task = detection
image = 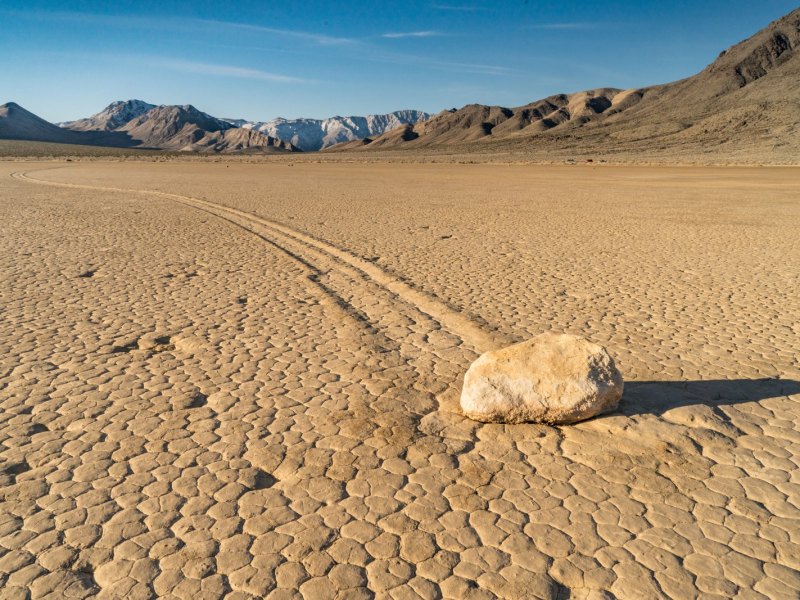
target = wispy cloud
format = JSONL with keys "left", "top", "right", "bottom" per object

{"left": 431, "top": 4, "right": 484, "bottom": 11}
{"left": 158, "top": 59, "right": 310, "bottom": 83}
{"left": 382, "top": 31, "right": 443, "bottom": 39}
{"left": 357, "top": 49, "right": 514, "bottom": 76}
{"left": 196, "top": 19, "right": 356, "bottom": 46}
{"left": 529, "top": 22, "right": 603, "bottom": 30}
{"left": 6, "top": 9, "right": 161, "bottom": 29}
{"left": 8, "top": 8, "right": 512, "bottom": 79}
{"left": 5, "top": 10, "right": 356, "bottom": 46}
{"left": 432, "top": 60, "right": 512, "bottom": 76}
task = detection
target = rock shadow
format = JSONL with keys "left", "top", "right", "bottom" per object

{"left": 620, "top": 378, "right": 800, "bottom": 417}
{"left": 252, "top": 469, "right": 277, "bottom": 490}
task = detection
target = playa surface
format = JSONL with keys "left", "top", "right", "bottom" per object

{"left": 1, "top": 161, "right": 799, "bottom": 599}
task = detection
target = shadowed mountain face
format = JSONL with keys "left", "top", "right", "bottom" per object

{"left": 0, "top": 102, "right": 92, "bottom": 144}
{"left": 330, "top": 8, "right": 800, "bottom": 158}
{"left": 0, "top": 102, "right": 137, "bottom": 148}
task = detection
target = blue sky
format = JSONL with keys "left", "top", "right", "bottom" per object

{"left": 2, "top": 1, "right": 797, "bottom": 122}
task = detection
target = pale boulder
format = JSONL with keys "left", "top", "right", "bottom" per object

{"left": 461, "top": 332, "right": 623, "bottom": 424}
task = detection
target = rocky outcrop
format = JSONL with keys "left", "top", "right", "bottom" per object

{"left": 460, "top": 332, "right": 624, "bottom": 425}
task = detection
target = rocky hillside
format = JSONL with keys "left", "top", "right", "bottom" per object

{"left": 6, "top": 7, "right": 798, "bottom": 160}
{"left": 179, "top": 126, "right": 297, "bottom": 153}
{"left": 332, "top": 7, "right": 800, "bottom": 160}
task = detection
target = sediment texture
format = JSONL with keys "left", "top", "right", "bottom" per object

{"left": 1, "top": 162, "right": 798, "bottom": 599}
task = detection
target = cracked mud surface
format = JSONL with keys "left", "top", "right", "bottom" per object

{"left": 1, "top": 162, "right": 799, "bottom": 599}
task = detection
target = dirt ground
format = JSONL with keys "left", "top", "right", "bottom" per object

{"left": 1, "top": 161, "right": 799, "bottom": 599}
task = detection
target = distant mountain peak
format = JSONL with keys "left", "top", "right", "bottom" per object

{"left": 107, "top": 99, "right": 152, "bottom": 108}
{"left": 60, "top": 99, "right": 156, "bottom": 132}
{"left": 227, "top": 110, "right": 432, "bottom": 151}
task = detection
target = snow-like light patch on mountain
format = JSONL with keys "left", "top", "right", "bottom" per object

{"left": 222, "top": 110, "right": 431, "bottom": 151}
{"left": 59, "top": 99, "right": 157, "bottom": 131}
{"left": 57, "top": 99, "right": 431, "bottom": 152}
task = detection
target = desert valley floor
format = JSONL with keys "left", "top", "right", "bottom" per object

{"left": 1, "top": 161, "right": 799, "bottom": 600}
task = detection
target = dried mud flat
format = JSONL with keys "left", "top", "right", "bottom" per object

{"left": 1, "top": 161, "right": 799, "bottom": 600}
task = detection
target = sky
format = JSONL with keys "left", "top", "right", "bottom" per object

{"left": 2, "top": 1, "right": 797, "bottom": 122}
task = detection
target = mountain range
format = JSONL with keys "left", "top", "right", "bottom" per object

{"left": 56, "top": 102, "right": 430, "bottom": 152}
{"left": 329, "top": 7, "right": 799, "bottom": 159}
{"left": 222, "top": 111, "right": 431, "bottom": 151}
{"left": 0, "top": 99, "right": 429, "bottom": 153}
{"left": 1, "top": 7, "right": 798, "bottom": 159}
{"left": 1, "top": 101, "right": 298, "bottom": 153}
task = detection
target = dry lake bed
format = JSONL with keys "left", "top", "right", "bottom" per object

{"left": 1, "top": 161, "right": 799, "bottom": 599}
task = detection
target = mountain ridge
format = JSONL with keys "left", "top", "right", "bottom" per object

{"left": 332, "top": 7, "right": 799, "bottom": 158}
{"left": 59, "top": 100, "right": 156, "bottom": 132}
{"left": 224, "top": 110, "right": 431, "bottom": 151}
{"left": 53, "top": 102, "right": 429, "bottom": 152}
{"left": 1, "top": 101, "right": 298, "bottom": 153}
{"left": 3, "top": 7, "right": 799, "bottom": 160}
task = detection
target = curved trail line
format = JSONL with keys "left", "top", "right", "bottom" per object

{"left": 13, "top": 168, "right": 507, "bottom": 354}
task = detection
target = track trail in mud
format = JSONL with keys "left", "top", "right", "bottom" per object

{"left": 13, "top": 168, "right": 507, "bottom": 356}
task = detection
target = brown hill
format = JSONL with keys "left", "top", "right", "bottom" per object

{"left": 322, "top": 88, "right": 640, "bottom": 151}
{"left": 117, "top": 104, "right": 233, "bottom": 148}
{"left": 181, "top": 127, "right": 298, "bottom": 153}
{"left": 330, "top": 8, "right": 800, "bottom": 160}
